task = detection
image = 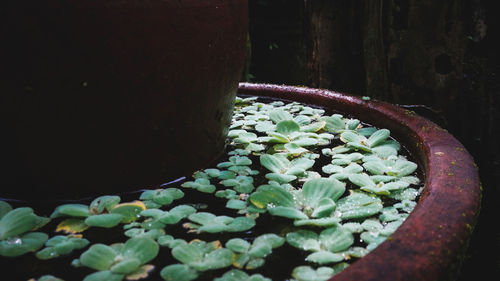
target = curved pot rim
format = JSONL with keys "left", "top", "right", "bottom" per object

{"left": 238, "top": 82, "right": 481, "bottom": 281}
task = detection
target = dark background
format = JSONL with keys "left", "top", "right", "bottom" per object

{"left": 245, "top": 0, "right": 499, "bottom": 280}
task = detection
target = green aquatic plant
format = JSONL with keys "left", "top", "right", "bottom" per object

{"left": 214, "top": 269, "right": 271, "bottom": 281}
{"left": 362, "top": 155, "right": 419, "bottom": 180}
{"left": 137, "top": 205, "right": 197, "bottom": 230}
{"left": 259, "top": 153, "right": 315, "bottom": 183}
{"left": 249, "top": 178, "right": 345, "bottom": 227}
{"left": 139, "top": 188, "right": 185, "bottom": 209}
{"left": 0, "top": 201, "right": 50, "bottom": 257}
{"left": 335, "top": 191, "right": 384, "bottom": 220}
{"left": 29, "top": 275, "right": 64, "bottom": 281}
{"left": 348, "top": 173, "right": 410, "bottom": 195}
{"left": 161, "top": 240, "right": 234, "bottom": 281}
{"left": 36, "top": 234, "right": 89, "bottom": 260}
{"left": 73, "top": 237, "right": 159, "bottom": 281}
{"left": 181, "top": 178, "right": 217, "bottom": 193}
{"left": 220, "top": 175, "right": 255, "bottom": 194}
{"left": 50, "top": 196, "right": 145, "bottom": 233}
{"left": 323, "top": 163, "right": 364, "bottom": 180}
{"left": 226, "top": 233, "right": 285, "bottom": 270}
{"left": 340, "top": 129, "right": 400, "bottom": 158}
{"left": 291, "top": 266, "right": 335, "bottom": 281}
{"left": 321, "top": 114, "right": 360, "bottom": 133}
{"left": 183, "top": 212, "right": 256, "bottom": 234}
{"left": 286, "top": 226, "right": 354, "bottom": 264}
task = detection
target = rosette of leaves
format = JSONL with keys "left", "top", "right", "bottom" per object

{"left": 160, "top": 240, "right": 234, "bottom": 281}
{"left": 258, "top": 120, "right": 326, "bottom": 150}
{"left": 139, "top": 188, "right": 184, "bottom": 209}
{"left": 50, "top": 196, "right": 146, "bottom": 233}
{"left": 0, "top": 201, "right": 50, "bottom": 257}
{"left": 322, "top": 163, "right": 364, "bottom": 180}
{"left": 335, "top": 191, "right": 384, "bottom": 220}
{"left": 321, "top": 114, "right": 361, "bottom": 134}
{"left": 249, "top": 178, "right": 345, "bottom": 227}
{"left": 328, "top": 152, "right": 364, "bottom": 166}
{"left": 214, "top": 269, "right": 271, "bottom": 281}
{"left": 195, "top": 168, "right": 240, "bottom": 181}
{"left": 225, "top": 233, "right": 285, "bottom": 270}
{"left": 291, "top": 264, "right": 349, "bottom": 281}
{"left": 321, "top": 145, "right": 352, "bottom": 157}
{"left": 348, "top": 173, "right": 410, "bottom": 195}
{"left": 217, "top": 155, "right": 253, "bottom": 174}
{"left": 340, "top": 129, "right": 400, "bottom": 158}
{"left": 137, "top": 205, "right": 197, "bottom": 230}
{"left": 355, "top": 218, "right": 404, "bottom": 251}
{"left": 124, "top": 227, "right": 166, "bottom": 242}
{"left": 362, "top": 155, "right": 419, "bottom": 181}
{"left": 36, "top": 234, "right": 89, "bottom": 260}
{"left": 228, "top": 130, "right": 265, "bottom": 152}
{"left": 286, "top": 226, "right": 354, "bottom": 265}
{"left": 74, "top": 237, "right": 159, "bottom": 281}
{"left": 183, "top": 212, "right": 256, "bottom": 233}
{"left": 181, "top": 178, "right": 216, "bottom": 193}
{"left": 220, "top": 175, "right": 255, "bottom": 194}
{"left": 215, "top": 189, "right": 265, "bottom": 216}
{"left": 259, "top": 153, "right": 315, "bottom": 183}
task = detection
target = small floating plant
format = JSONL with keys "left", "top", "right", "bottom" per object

{"left": 1, "top": 95, "right": 423, "bottom": 281}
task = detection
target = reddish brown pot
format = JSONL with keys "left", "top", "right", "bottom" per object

{"left": 0, "top": 0, "right": 248, "bottom": 199}
{"left": 238, "top": 83, "right": 481, "bottom": 281}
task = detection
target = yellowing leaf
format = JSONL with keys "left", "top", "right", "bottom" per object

{"left": 56, "top": 218, "right": 89, "bottom": 234}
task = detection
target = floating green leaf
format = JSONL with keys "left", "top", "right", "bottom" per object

{"left": 0, "top": 232, "right": 49, "bottom": 257}
{"left": 84, "top": 214, "right": 124, "bottom": 228}
{"left": 89, "top": 196, "right": 121, "bottom": 214}
{"left": 0, "top": 207, "right": 50, "bottom": 240}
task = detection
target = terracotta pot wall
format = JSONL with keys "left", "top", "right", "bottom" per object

{"left": 0, "top": 0, "right": 248, "bottom": 199}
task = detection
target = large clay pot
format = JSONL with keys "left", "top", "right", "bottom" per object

{"left": 238, "top": 83, "right": 481, "bottom": 281}
{"left": 0, "top": 0, "right": 248, "bottom": 199}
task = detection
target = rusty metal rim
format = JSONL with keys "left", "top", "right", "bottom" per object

{"left": 238, "top": 82, "right": 481, "bottom": 281}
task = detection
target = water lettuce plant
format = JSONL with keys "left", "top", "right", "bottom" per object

{"left": 226, "top": 233, "right": 285, "bottom": 270}
{"left": 183, "top": 212, "right": 256, "bottom": 233}
{"left": 36, "top": 234, "right": 89, "bottom": 260}
{"left": 249, "top": 178, "right": 345, "bottom": 226}
{"left": 139, "top": 188, "right": 185, "bottom": 209}
{"left": 214, "top": 269, "right": 271, "bottom": 281}
{"left": 50, "top": 196, "right": 146, "bottom": 233}
{"left": 0, "top": 201, "right": 50, "bottom": 257}
{"left": 259, "top": 153, "right": 315, "bottom": 183}
{"left": 161, "top": 240, "right": 234, "bottom": 281}
{"left": 73, "top": 237, "right": 159, "bottom": 281}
